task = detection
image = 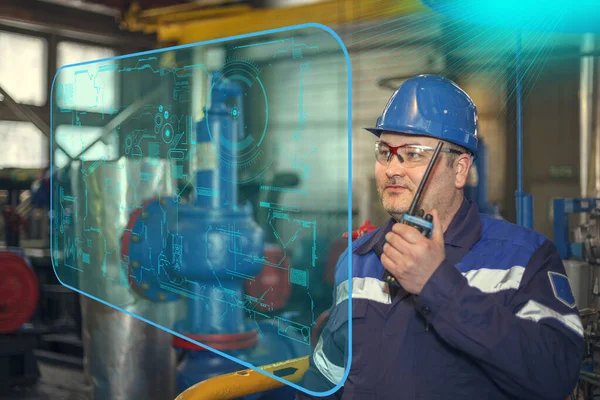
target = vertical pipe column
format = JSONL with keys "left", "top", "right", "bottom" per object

{"left": 190, "top": 46, "right": 206, "bottom": 205}
{"left": 580, "top": 33, "right": 594, "bottom": 205}
{"left": 595, "top": 54, "right": 600, "bottom": 198}
{"left": 580, "top": 28, "right": 595, "bottom": 298}
{"left": 204, "top": 83, "right": 239, "bottom": 209}
{"left": 516, "top": 32, "right": 523, "bottom": 200}
{"left": 514, "top": 30, "right": 533, "bottom": 229}
{"left": 216, "top": 85, "right": 239, "bottom": 208}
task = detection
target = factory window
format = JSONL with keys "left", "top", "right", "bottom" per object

{"left": 53, "top": 125, "right": 119, "bottom": 169}
{"left": 0, "top": 122, "right": 48, "bottom": 168}
{"left": 56, "top": 41, "right": 119, "bottom": 112}
{"left": 0, "top": 31, "right": 47, "bottom": 106}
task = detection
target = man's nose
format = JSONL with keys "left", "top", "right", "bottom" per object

{"left": 385, "top": 155, "right": 407, "bottom": 177}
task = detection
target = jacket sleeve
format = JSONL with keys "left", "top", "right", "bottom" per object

{"left": 294, "top": 251, "right": 349, "bottom": 400}
{"left": 414, "top": 239, "right": 584, "bottom": 400}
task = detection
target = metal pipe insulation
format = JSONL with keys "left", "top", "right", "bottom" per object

{"left": 580, "top": 34, "right": 594, "bottom": 203}
{"left": 595, "top": 52, "right": 600, "bottom": 198}
{"left": 72, "top": 158, "right": 182, "bottom": 400}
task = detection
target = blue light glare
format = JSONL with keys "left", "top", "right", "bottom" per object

{"left": 422, "top": 0, "right": 600, "bottom": 33}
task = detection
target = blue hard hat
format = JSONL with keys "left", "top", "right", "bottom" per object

{"left": 365, "top": 75, "right": 479, "bottom": 156}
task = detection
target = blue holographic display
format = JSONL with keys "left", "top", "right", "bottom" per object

{"left": 50, "top": 24, "right": 352, "bottom": 395}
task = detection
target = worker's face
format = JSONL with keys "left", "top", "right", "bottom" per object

{"left": 375, "top": 132, "right": 471, "bottom": 221}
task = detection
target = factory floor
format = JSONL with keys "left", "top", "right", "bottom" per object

{"left": 0, "top": 361, "right": 89, "bottom": 400}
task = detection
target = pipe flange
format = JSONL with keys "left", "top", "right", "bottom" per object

{"left": 172, "top": 330, "right": 259, "bottom": 351}
{"left": 121, "top": 197, "right": 179, "bottom": 302}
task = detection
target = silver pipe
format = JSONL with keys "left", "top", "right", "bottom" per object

{"left": 595, "top": 54, "right": 600, "bottom": 198}
{"left": 72, "top": 158, "right": 183, "bottom": 400}
{"left": 580, "top": 34, "right": 594, "bottom": 202}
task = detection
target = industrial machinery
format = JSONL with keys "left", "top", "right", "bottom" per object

{"left": 118, "top": 78, "right": 308, "bottom": 398}
{"left": 0, "top": 167, "right": 84, "bottom": 390}
{"left": 0, "top": 172, "right": 40, "bottom": 388}
{"left": 554, "top": 198, "right": 600, "bottom": 270}
{"left": 553, "top": 198, "right": 600, "bottom": 396}
{"left": 0, "top": 247, "right": 40, "bottom": 388}
{"left": 554, "top": 198, "right": 600, "bottom": 313}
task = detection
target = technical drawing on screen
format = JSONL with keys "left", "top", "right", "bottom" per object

{"left": 49, "top": 23, "right": 352, "bottom": 395}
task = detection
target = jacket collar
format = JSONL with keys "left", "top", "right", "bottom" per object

{"left": 354, "top": 198, "right": 482, "bottom": 257}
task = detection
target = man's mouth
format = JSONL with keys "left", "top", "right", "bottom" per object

{"left": 385, "top": 185, "right": 408, "bottom": 192}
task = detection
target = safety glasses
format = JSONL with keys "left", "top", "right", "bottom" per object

{"left": 374, "top": 141, "right": 463, "bottom": 168}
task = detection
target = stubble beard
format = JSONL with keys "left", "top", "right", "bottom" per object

{"left": 378, "top": 187, "right": 411, "bottom": 221}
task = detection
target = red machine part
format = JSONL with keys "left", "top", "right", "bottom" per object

{"left": 244, "top": 244, "right": 292, "bottom": 312}
{"left": 0, "top": 250, "right": 39, "bottom": 333}
{"left": 342, "top": 220, "right": 377, "bottom": 240}
{"left": 324, "top": 220, "right": 379, "bottom": 284}
{"left": 172, "top": 330, "right": 258, "bottom": 351}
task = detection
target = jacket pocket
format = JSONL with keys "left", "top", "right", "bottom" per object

{"left": 328, "top": 300, "right": 381, "bottom": 388}
{"left": 413, "top": 326, "right": 471, "bottom": 393}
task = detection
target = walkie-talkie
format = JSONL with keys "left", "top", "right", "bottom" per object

{"left": 382, "top": 141, "right": 445, "bottom": 288}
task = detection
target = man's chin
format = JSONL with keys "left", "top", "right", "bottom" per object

{"left": 382, "top": 203, "right": 408, "bottom": 217}
{"left": 382, "top": 197, "right": 409, "bottom": 212}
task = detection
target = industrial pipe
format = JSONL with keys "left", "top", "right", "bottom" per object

{"left": 514, "top": 30, "right": 534, "bottom": 229}
{"left": 580, "top": 34, "right": 594, "bottom": 208}
{"left": 594, "top": 53, "right": 600, "bottom": 198}
{"left": 121, "top": 0, "right": 425, "bottom": 45}
{"left": 175, "top": 356, "right": 309, "bottom": 400}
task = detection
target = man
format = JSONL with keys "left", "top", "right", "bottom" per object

{"left": 296, "top": 75, "right": 584, "bottom": 399}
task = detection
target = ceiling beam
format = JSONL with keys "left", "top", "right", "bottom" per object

{"left": 121, "top": 0, "right": 427, "bottom": 45}
{"left": 0, "top": 0, "right": 156, "bottom": 49}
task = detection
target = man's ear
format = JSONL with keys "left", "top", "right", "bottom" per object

{"left": 454, "top": 154, "right": 472, "bottom": 189}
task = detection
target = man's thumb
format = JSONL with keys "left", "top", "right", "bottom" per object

{"left": 430, "top": 209, "right": 443, "bottom": 243}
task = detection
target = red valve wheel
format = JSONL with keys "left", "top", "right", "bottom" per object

{"left": 0, "top": 250, "right": 39, "bottom": 333}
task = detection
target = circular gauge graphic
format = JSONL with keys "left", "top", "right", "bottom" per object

{"left": 205, "top": 58, "right": 272, "bottom": 184}
{"left": 162, "top": 123, "right": 174, "bottom": 144}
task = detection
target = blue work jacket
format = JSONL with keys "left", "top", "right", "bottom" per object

{"left": 296, "top": 199, "right": 584, "bottom": 400}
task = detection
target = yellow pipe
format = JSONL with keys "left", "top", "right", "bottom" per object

{"left": 123, "top": 0, "right": 426, "bottom": 45}
{"left": 154, "top": 6, "right": 252, "bottom": 24}
{"left": 136, "top": 0, "right": 245, "bottom": 19}
{"left": 174, "top": 0, "right": 425, "bottom": 44}
{"left": 121, "top": 2, "right": 252, "bottom": 36}
{"left": 175, "top": 356, "right": 309, "bottom": 400}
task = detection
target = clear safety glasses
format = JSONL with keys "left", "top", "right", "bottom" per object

{"left": 374, "top": 141, "right": 463, "bottom": 168}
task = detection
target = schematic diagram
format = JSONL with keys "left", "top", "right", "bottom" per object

{"left": 50, "top": 24, "right": 351, "bottom": 391}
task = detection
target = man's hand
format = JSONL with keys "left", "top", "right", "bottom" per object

{"left": 381, "top": 210, "right": 446, "bottom": 295}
